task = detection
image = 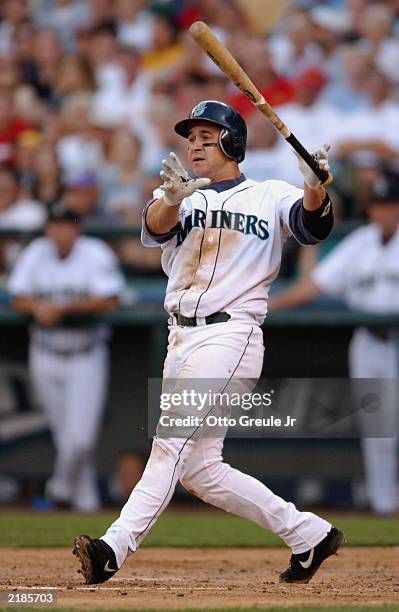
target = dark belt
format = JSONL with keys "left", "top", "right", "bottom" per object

{"left": 174, "top": 312, "right": 231, "bottom": 327}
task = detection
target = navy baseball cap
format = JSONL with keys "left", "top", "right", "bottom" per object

{"left": 370, "top": 171, "right": 399, "bottom": 204}
{"left": 47, "top": 201, "right": 82, "bottom": 224}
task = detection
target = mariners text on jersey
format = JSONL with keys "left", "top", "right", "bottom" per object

{"left": 142, "top": 175, "right": 333, "bottom": 325}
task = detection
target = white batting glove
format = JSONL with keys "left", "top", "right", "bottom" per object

{"left": 296, "top": 144, "right": 331, "bottom": 189}
{"left": 159, "top": 152, "right": 211, "bottom": 207}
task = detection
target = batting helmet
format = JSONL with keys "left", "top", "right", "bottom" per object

{"left": 174, "top": 100, "right": 247, "bottom": 163}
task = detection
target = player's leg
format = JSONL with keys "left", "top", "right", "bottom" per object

{"left": 178, "top": 324, "right": 331, "bottom": 554}
{"left": 100, "top": 328, "right": 195, "bottom": 567}
{"left": 350, "top": 329, "right": 399, "bottom": 514}
{"left": 180, "top": 435, "right": 331, "bottom": 553}
{"left": 78, "top": 324, "right": 258, "bottom": 577}
{"left": 29, "top": 347, "right": 71, "bottom": 503}
{"left": 65, "top": 345, "right": 109, "bottom": 512}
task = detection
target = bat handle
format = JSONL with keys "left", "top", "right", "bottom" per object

{"left": 286, "top": 134, "right": 333, "bottom": 187}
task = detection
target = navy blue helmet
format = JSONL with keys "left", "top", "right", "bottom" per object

{"left": 174, "top": 100, "right": 247, "bottom": 163}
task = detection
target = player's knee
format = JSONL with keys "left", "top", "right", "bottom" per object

{"left": 180, "top": 458, "right": 224, "bottom": 496}
{"left": 149, "top": 437, "right": 182, "bottom": 465}
{"left": 180, "top": 473, "right": 201, "bottom": 497}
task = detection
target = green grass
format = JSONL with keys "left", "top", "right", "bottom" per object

{"left": 0, "top": 511, "right": 398, "bottom": 548}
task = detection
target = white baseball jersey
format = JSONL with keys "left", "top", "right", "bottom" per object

{"left": 313, "top": 223, "right": 399, "bottom": 312}
{"left": 8, "top": 236, "right": 124, "bottom": 351}
{"left": 142, "top": 177, "right": 306, "bottom": 325}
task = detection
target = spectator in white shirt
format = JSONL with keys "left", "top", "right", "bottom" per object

{"left": 335, "top": 70, "right": 399, "bottom": 211}
{"left": 0, "top": 164, "right": 46, "bottom": 272}
{"left": 0, "top": 165, "right": 45, "bottom": 231}
{"left": 269, "top": 13, "right": 322, "bottom": 78}
{"left": 278, "top": 67, "right": 342, "bottom": 153}
{"left": 356, "top": 5, "right": 399, "bottom": 84}
{"left": 241, "top": 114, "right": 300, "bottom": 187}
{"left": 114, "top": 0, "right": 154, "bottom": 53}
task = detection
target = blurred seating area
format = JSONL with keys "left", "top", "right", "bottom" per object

{"left": 0, "top": 0, "right": 398, "bottom": 286}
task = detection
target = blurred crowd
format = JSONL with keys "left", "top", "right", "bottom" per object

{"left": 0, "top": 0, "right": 399, "bottom": 275}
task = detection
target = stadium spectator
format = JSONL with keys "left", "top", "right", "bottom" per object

{"left": 336, "top": 72, "right": 399, "bottom": 166}
{"left": 141, "top": 13, "right": 183, "bottom": 79}
{"left": 114, "top": 0, "right": 155, "bottom": 52}
{"left": 335, "top": 70, "right": 399, "bottom": 212}
{"left": 53, "top": 54, "right": 96, "bottom": 106}
{"left": 197, "top": 0, "right": 244, "bottom": 41}
{"left": 56, "top": 93, "right": 104, "bottom": 180}
{"left": 27, "top": 29, "right": 64, "bottom": 104}
{"left": 228, "top": 36, "right": 294, "bottom": 117}
{"left": 0, "top": 165, "right": 45, "bottom": 231}
{"left": 0, "top": 90, "right": 34, "bottom": 165}
{"left": 88, "top": 22, "right": 125, "bottom": 90}
{"left": 356, "top": 4, "right": 399, "bottom": 83}
{"left": 14, "top": 129, "right": 43, "bottom": 197}
{"left": 269, "top": 13, "right": 321, "bottom": 77}
{"left": 0, "top": 53, "right": 21, "bottom": 92}
{"left": 241, "top": 113, "right": 300, "bottom": 186}
{"left": 0, "top": 164, "right": 45, "bottom": 273}
{"left": 85, "top": 0, "right": 116, "bottom": 31}
{"left": 62, "top": 170, "right": 99, "bottom": 217}
{"left": 308, "top": 6, "right": 349, "bottom": 85}
{"left": 99, "top": 129, "right": 144, "bottom": 224}
{"left": 31, "top": 144, "right": 63, "bottom": 207}
{"left": 278, "top": 67, "right": 340, "bottom": 153}
{"left": 12, "top": 18, "right": 36, "bottom": 81}
{"left": 0, "top": 0, "right": 29, "bottom": 55}
{"left": 34, "top": 0, "right": 89, "bottom": 53}
{"left": 320, "top": 46, "right": 372, "bottom": 111}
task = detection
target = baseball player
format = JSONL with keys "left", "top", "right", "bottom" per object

{"left": 8, "top": 203, "right": 124, "bottom": 512}
{"left": 269, "top": 170, "right": 399, "bottom": 515}
{"left": 74, "top": 100, "right": 344, "bottom": 582}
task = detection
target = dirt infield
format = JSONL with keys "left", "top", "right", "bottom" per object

{"left": 2, "top": 547, "right": 398, "bottom": 609}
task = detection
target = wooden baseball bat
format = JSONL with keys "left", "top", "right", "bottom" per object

{"left": 189, "top": 21, "right": 333, "bottom": 186}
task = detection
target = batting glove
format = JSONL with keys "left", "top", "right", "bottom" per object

{"left": 296, "top": 144, "right": 331, "bottom": 189}
{"left": 159, "top": 152, "right": 211, "bottom": 207}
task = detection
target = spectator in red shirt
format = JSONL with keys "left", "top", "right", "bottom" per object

{"left": 0, "top": 90, "right": 33, "bottom": 165}
{"left": 228, "top": 36, "right": 294, "bottom": 118}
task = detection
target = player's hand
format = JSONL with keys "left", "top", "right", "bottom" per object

{"left": 33, "top": 301, "right": 64, "bottom": 327}
{"left": 296, "top": 144, "right": 331, "bottom": 189}
{"left": 159, "top": 152, "right": 211, "bottom": 207}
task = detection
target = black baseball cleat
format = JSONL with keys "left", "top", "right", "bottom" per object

{"left": 279, "top": 527, "right": 345, "bottom": 584}
{"left": 73, "top": 534, "right": 118, "bottom": 584}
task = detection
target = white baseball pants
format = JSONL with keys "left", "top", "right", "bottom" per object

{"left": 349, "top": 328, "right": 399, "bottom": 514}
{"left": 30, "top": 344, "right": 108, "bottom": 512}
{"left": 102, "top": 322, "right": 331, "bottom": 568}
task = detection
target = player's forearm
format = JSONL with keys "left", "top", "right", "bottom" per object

{"left": 268, "top": 277, "right": 321, "bottom": 312}
{"left": 302, "top": 184, "right": 327, "bottom": 211}
{"left": 61, "top": 296, "right": 119, "bottom": 317}
{"left": 146, "top": 198, "right": 180, "bottom": 235}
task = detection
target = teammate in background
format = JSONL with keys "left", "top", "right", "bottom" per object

{"left": 269, "top": 170, "right": 399, "bottom": 516}
{"left": 8, "top": 203, "right": 124, "bottom": 512}
{"left": 74, "top": 100, "right": 344, "bottom": 583}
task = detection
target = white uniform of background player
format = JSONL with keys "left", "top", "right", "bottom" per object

{"left": 270, "top": 170, "right": 399, "bottom": 514}
{"left": 8, "top": 204, "right": 124, "bottom": 512}
{"left": 74, "top": 101, "right": 344, "bottom": 585}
